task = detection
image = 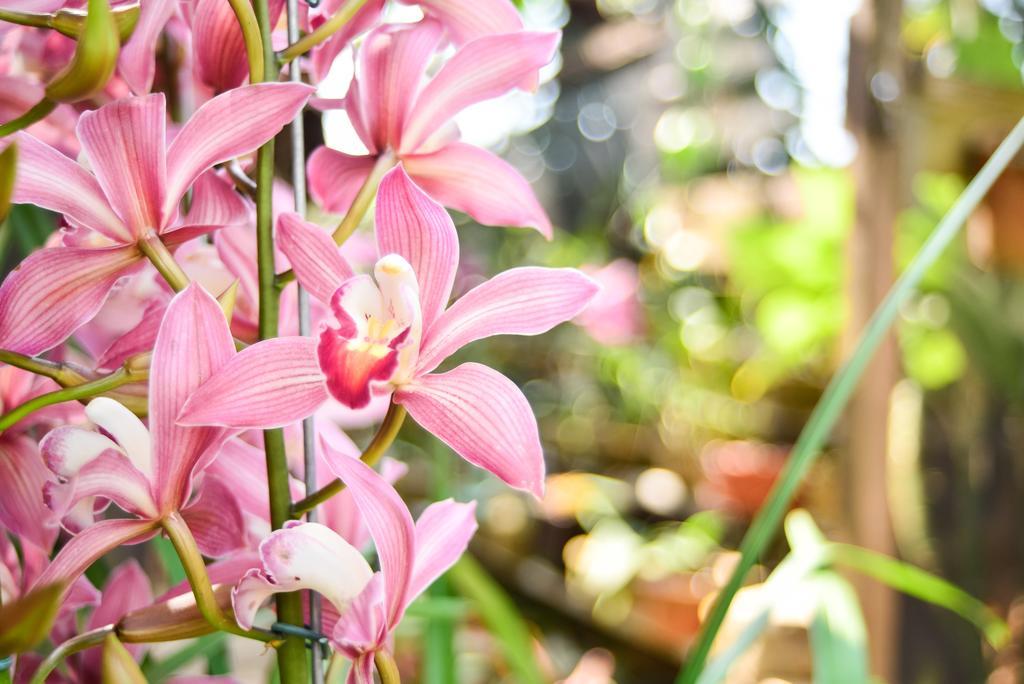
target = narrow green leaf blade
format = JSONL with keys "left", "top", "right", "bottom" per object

{"left": 807, "top": 571, "right": 868, "bottom": 684}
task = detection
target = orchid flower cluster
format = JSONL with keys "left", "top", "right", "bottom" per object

{"left": 0, "top": 0, "right": 599, "bottom": 681}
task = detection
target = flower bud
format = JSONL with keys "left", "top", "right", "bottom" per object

{"left": 0, "top": 583, "right": 64, "bottom": 657}
{"left": 45, "top": 0, "right": 120, "bottom": 103}
{"left": 116, "top": 585, "right": 230, "bottom": 643}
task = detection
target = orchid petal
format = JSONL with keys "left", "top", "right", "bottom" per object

{"left": 404, "top": 143, "right": 552, "bottom": 236}
{"left": 164, "top": 83, "right": 314, "bottom": 217}
{"left": 12, "top": 133, "right": 129, "bottom": 243}
{"left": 80, "top": 561, "right": 152, "bottom": 677}
{"left": 41, "top": 426, "right": 158, "bottom": 519}
{"left": 179, "top": 337, "right": 328, "bottom": 429}
{"left": 117, "top": 0, "right": 176, "bottom": 94}
{"left": 150, "top": 284, "right": 235, "bottom": 512}
{"left": 409, "top": 499, "right": 477, "bottom": 600}
{"left": 400, "top": 31, "right": 560, "bottom": 153}
{"left": 321, "top": 457, "right": 407, "bottom": 552}
{"left": 319, "top": 442, "right": 416, "bottom": 627}
{"left": 77, "top": 94, "right": 167, "bottom": 239}
{"left": 417, "top": 267, "right": 598, "bottom": 373}
{"left": 306, "top": 148, "right": 376, "bottom": 215}
{"left": 331, "top": 573, "right": 387, "bottom": 658}
{"left": 376, "top": 166, "right": 458, "bottom": 330}
{"left": 232, "top": 523, "right": 372, "bottom": 629}
{"left": 0, "top": 435, "right": 58, "bottom": 551}
{"left": 33, "top": 518, "right": 158, "bottom": 594}
{"left": 85, "top": 397, "right": 152, "bottom": 479}
{"left": 192, "top": 0, "right": 250, "bottom": 91}
{"left": 358, "top": 21, "right": 443, "bottom": 150}
{"left": 181, "top": 478, "right": 246, "bottom": 557}
{"left": 0, "top": 245, "right": 141, "bottom": 356}
{"left": 308, "top": 0, "right": 386, "bottom": 83}
{"left": 396, "top": 363, "right": 544, "bottom": 497}
{"left": 95, "top": 302, "right": 164, "bottom": 370}
{"left": 277, "top": 213, "right": 354, "bottom": 304}
{"left": 175, "top": 171, "right": 250, "bottom": 231}
{"left": 404, "top": 0, "right": 523, "bottom": 45}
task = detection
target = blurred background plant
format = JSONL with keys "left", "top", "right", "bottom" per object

{"left": 7, "top": 0, "right": 1024, "bottom": 681}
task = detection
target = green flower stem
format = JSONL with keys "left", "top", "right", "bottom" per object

{"left": 0, "top": 365, "right": 148, "bottom": 433}
{"left": 138, "top": 233, "right": 190, "bottom": 292}
{"left": 0, "top": 349, "right": 87, "bottom": 385}
{"left": 0, "top": 99, "right": 56, "bottom": 138}
{"left": 227, "top": 0, "right": 263, "bottom": 83}
{"left": 29, "top": 625, "right": 114, "bottom": 684}
{"left": 275, "top": 150, "right": 396, "bottom": 290}
{"left": 677, "top": 114, "right": 1024, "bottom": 683}
{"left": 160, "top": 513, "right": 274, "bottom": 642}
{"left": 277, "top": 0, "right": 369, "bottom": 65}
{"left": 374, "top": 651, "right": 401, "bottom": 684}
{"left": 249, "top": 0, "right": 308, "bottom": 677}
{"left": 291, "top": 402, "right": 407, "bottom": 517}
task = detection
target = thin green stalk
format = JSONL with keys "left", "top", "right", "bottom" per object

{"left": 0, "top": 366, "right": 146, "bottom": 433}
{"left": 226, "top": 0, "right": 263, "bottom": 83}
{"left": 374, "top": 650, "right": 401, "bottom": 684}
{"left": 677, "top": 115, "right": 1024, "bottom": 682}
{"left": 138, "top": 233, "right": 190, "bottom": 292}
{"left": 277, "top": 0, "right": 369, "bottom": 64}
{"left": 275, "top": 150, "right": 397, "bottom": 289}
{"left": 160, "top": 513, "right": 273, "bottom": 642}
{"left": 0, "top": 349, "right": 86, "bottom": 385}
{"left": 0, "top": 99, "right": 56, "bottom": 138}
{"left": 29, "top": 625, "right": 113, "bottom": 684}
{"left": 291, "top": 402, "right": 407, "bottom": 516}
{"left": 250, "top": 0, "right": 307, "bottom": 676}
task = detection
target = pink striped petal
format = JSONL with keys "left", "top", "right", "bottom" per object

{"left": 164, "top": 83, "right": 314, "bottom": 217}
{"left": 277, "top": 212, "right": 353, "bottom": 304}
{"left": 357, "top": 21, "right": 443, "bottom": 150}
{"left": 32, "top": 518, "right": 158, "bottom": 595}
{"left": 149, "top": 285, "right": 235, "bottom": 512}
{"left": 77, "top": 94, "right": 167, "bottom": 239}
{"left": 306, "top": 147, "right": 376, "bottom": 215}
{"left": 179, "top": 337, "right": 328, "bottom": 429}
{"left": 417, "top": 267, "right": 598, "bottom": 373}
{"left": 173, "top": 171, "right": 250, "bottom": 232}
{"left": 405, "top": 143, "right": 552, "bottom": 236}
{"left": 0, "top": 245, "right": 141, "bottom": 356}
{"left": 181, "top": 478, "right": 246, "bottom": 557}
{"left": 408, "top": 499, "right": 476, "bottom": 600}
{"left": 400, "top": 31, "right": 559, "bottom": 153}
{"left": 95, "top": 302, "right": 164, "bottom": 370}
{"left": 321, "top": 457, "right": 407, "bottom": 552}
{"left": 40, "top": 426, "right": 158, "bottom": 519}
{"left": 192, "top": 0, "right": 250, "bottom": 91}
{"left": 376, "top": 166, "right": 457, "bottom": 330}
{"left": 403, "top": 0, "right": 523, "bottom": 45}
{"left": 0, "top": 435, "right": 58, "bottom": 551}
{"left": 396, "top": 363, "right": 544, "bottom": 497}
{"left": 12, "top": 133, "right": 129, "bottom": 243}
{"left": 117, "top": 0, "right": 177, "bottom": 94}
{"left": 308, "top": 0, "right": 386, "bottom": 84}
{"left": 319, "top": 441, "right": 415, "bottom": 628}
{"left": 232, "top": 523, "right": 372, "bottom": 629}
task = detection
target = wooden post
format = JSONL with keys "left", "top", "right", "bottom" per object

{"left": 845, "top": 0, "right": 903, "bottom": 678}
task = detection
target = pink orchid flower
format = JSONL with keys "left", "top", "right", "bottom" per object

{"left": 180, "top": 167, "right": 598, "bottom": 496}
{"left": 577, "top": 259, "right": 645, "bottom": 346}
{"left": 0, "top": 365, "right": 80, "bottom": 552}
{"left": 0, "top": 82, "right": 312, "bottom": 356}
{"left": 232, "top": 446, "right": 477, "bottom": 684}
{"left": 308, "top": 19, "right": 559, "bottom": 236}
{"left": 30, "top": 284, "right": 247, "bottom": 594}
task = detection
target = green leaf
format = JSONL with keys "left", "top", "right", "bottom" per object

{"left": 422, "top": 576, "right": 457, "bottom": 684}
{"left": 448, "top": 555, "right": 545, "bottom": 684}
{"left": 832, "top": 543, "right": 1010, "bottom": 649}
{"left": 0, "top": 583, "right": 64, "bottom": 657}
{"left": 807, "top": 572, "right": 868, "bottom": 684}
